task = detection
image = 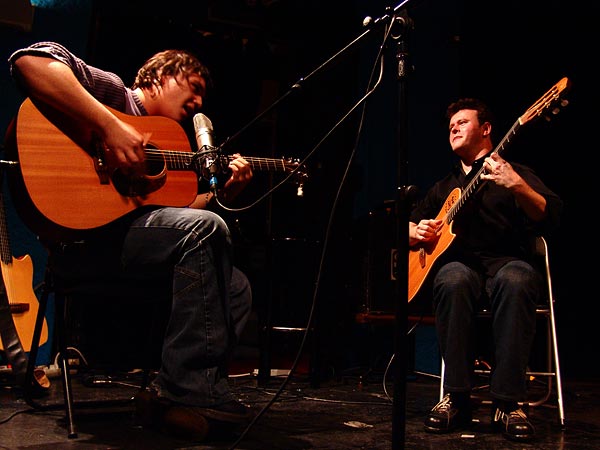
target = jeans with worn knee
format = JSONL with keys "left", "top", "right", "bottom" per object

{"left": 433, "top": 260, "right": 540, "bottom": 402}
{"left": 122, "top": 207, "right": 252, "bottom": 407}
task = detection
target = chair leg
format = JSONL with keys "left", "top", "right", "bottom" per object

{"left": 525, "top": 309, "right": 565, "bottom": 428}
{"left": 526, "top": 313, "right": 553, "bottom": 408}
{"left": 548, "top": 301, "right": 566, "bottom": 428}
{"left": 439, "top": 359, "right": 445, "bottom": 401}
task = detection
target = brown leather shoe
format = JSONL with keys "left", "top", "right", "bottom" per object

{"left": 161, "top": 405, "right": 210, "bottom": 441}
{"left": 134, "top": 388, "right": 251, "bottom": 441}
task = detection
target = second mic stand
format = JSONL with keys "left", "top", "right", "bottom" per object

{"left": 390, "top": 10, "right": 415, "bottom": 450}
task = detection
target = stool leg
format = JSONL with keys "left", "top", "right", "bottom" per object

{"left": 548, "top": 302, "right": 565, "bottom": 428}
{"left": 54, "top": 290, "right": 78, "bottom": 438}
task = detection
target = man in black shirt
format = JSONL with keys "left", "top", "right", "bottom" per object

{"left": 409, "top": 98, "right": 562, "bottom": 442}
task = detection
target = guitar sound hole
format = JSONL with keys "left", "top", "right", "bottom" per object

{"left": 111, "top": 144, "right": 167, "bottom": 197}
{"left": 144, "top": 144, "right": 165, "bottom": 176}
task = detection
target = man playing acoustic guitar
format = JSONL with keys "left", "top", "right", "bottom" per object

{"left": 9, "top": 41, "right": 254, "bottom": 442}
{"left": 408, "top": 98, "right": 562, "bottom": 442}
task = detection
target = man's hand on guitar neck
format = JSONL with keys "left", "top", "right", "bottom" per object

{"left": 221, "top": 153, "right": 253, "bottom": 200}
{"left": 188, "top": 154, "right": 253, "bottom": 209}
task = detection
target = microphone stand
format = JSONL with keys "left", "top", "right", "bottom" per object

{"left": 218, "top": 4, "right": 415, "bottom": 448}
{"left": 390, "top": 10, "right": 413, "bottom": 449}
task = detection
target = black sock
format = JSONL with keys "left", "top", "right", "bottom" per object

{"left": 449, "top": 392, "right": 470, "bottom": 408}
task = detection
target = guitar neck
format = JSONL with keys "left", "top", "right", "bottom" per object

{"left": 446, "top": 118, "right": 521, "bottom": 224}
{"left": 0, "top": 190, "right": 14, "bottom": 266}
{"left": 148, "top": 149, "right": 299, "bottom": 174}
{"left": 238, "top": 156, "right": 297, "bottom": 173}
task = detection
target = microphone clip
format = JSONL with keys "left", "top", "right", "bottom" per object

{"left": 191, "top": 146, "right": 228, "bottom": 185}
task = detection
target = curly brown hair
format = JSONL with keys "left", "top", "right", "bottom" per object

{"left": 132, "top": 49, "right": 213, "bottom": 92}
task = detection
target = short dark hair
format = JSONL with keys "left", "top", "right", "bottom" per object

{"left": 132, "top": 49, "right": 213, "bottom": 91}
{"left": 446, "top": 98, "right": 495, "bottom": 127}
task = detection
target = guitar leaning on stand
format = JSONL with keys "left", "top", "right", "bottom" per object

{"left": 0, "top": 160, "right": 49, "bottom": 390}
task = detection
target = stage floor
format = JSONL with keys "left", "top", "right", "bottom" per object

{"left": 1, "top": 355, "right": 599, "bottom": 450}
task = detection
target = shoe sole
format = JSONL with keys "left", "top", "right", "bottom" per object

{"left": 423, "top": 421, "right": 471, "bottom": 434}
{"left": 200, "top": 407, "right": 253, "bottom": 424}
{"left": 492, "top": 420, "right": 535, "bottom": 442}
{"left": 424, "top": 413, "right": 472, "bottom": 434}
{"left": 503, "top": 431, "right": 535, "bottom": 442}
{"left": 424, "top": 425, "right": 456, "bottom": 434}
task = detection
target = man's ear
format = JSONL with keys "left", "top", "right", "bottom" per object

{"left": 482, "top": 122, "right": 492, "bottom": 137}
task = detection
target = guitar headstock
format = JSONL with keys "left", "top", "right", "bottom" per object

{"left": 282, "top": 157, "right": 309, "bottom": 196}
{"left": 282, "top": 157, "right": 308, "bottom": 178}
{"left": 519, "top": 77, "right": 571, "bottom": 126}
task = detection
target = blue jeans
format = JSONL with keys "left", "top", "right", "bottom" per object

{"left": 53, "top": 207, "right": 252, "bottom": 407}
{"left": 433, "top": 260, "right": 540, "bottom": 402}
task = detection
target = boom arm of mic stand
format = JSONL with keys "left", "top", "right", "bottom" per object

{"left": 218, "top": 6, "right": 399, "bottom": 152}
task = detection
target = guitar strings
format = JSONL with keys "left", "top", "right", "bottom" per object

{"left": 142, "top": 149, "right": 300, "bottom": 171}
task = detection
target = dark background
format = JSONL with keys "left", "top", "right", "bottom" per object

{"left": 0, "top": 1, "right": 596, "bottom": 377}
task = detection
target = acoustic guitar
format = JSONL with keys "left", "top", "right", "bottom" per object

{"left": 0, "top": 185, "right": 48, "bottom": 352}
{"left": 4, "top": 98, "right": 307, "bottom": 242}
{"left": 407, "top": 77, "right": 571, "bottom": 303}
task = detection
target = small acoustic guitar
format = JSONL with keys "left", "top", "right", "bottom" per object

{"left": 0, "top": 185, "right": 48, "bottom": 352}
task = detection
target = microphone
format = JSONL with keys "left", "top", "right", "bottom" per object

{"left": 192, "top": 113, "right": 221, "bottom": 192}
{"left": 193, "top": 113, "right": 215, "bottom": 152}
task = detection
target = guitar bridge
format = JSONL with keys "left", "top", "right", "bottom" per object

{"left": 94, "top": 157, "right": 110, "bottom": 184}
{"left": 91, "top": 134, "right": 110, "bottom": 184}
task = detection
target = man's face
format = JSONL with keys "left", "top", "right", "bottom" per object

{"left": 155, "top": 72, "right": 207, "bottom": 122}
{"left": 448, "top": 108, "right": 488, "bottom": 157}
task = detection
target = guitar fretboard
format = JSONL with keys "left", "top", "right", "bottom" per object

{"left": 143, "top": 149, "right": 298, "bottom": 173}
{"left": 0, "top": 189, "right": 14, "bottom": 266}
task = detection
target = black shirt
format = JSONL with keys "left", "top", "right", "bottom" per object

{"left": 409, "top": 153, "right": 563, "bottom": 277}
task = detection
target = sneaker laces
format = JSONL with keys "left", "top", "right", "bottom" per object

{"left": 495, "top": 407, "right": 528, "bottom": 424}
{"left": 432, "top": 394, "right": 452, "bottom": 413}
